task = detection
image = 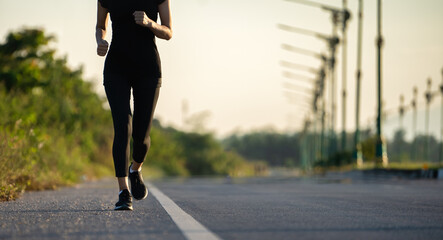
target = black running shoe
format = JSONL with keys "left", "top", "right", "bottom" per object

{"left": 129, "top": 163, "right": 148, "bottom": 200}
{"left": 114, "top": 189, "right": 133, "bottom": 211}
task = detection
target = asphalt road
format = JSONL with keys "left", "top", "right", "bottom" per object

{"left": 1, "top": 171, "right": 443, "bottom": 240}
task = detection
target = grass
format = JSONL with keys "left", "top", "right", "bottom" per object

{"left": 311, "top": 161, "right": 443, "bottom": 176}
{"left": 381, "top": 162, "right": 442, "bottom": 170}
{"left": 356, "top": 161, "right": 443, "bottom": 170}
{"left": 0, "top": 126, "right": 113, "bottom": 202}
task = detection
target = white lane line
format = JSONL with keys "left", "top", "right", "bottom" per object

{"left": 146, "top": 181, "right": 221, "bottom": 240}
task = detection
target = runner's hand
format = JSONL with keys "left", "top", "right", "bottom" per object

{"left": 97, "top": 39, "right": 109, "bottom": 56}
{"left": 133, "top": 11, "right": 152, "bottom": 27}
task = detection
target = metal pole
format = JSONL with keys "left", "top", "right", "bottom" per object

{"left": 425, "top": 78, "right": 432, "bottom": 162}
{"left": 312, "top": 112, "right": 318, "bottom": 166}
{"left": 440, "top": 68, "right": 443, "bottom": 166}
{"left": 329, "top": 13, "right": 340, "bottom": 160}
{"left": 399, "top": 95, "right": 404, "bottom": 130}
{"left": 341, "top": 0, "right": 349, "bottom": 152}
{"left": 319, "top": 66, "right": 327, "bottom": 161}
{"left": 354, "top": 0, "right": 363, "bottom": 166}
{"left": 280, "top": 43, "right": 326, "bottom": 60}
{"left": 412, "top": 87, "right": 418, "bottom": 162}
{"left": 280, "top": 61, "right": 318, "bottom": 75}
{"left": 283, "top": 71, "right": 317, "bottom": 83}
{"left": 278, "top": 24, "right": 331, "bottom": 40}
{"left": 320, "top": 71, "right": 327, "bottom": 161}
{"left": 375, "top": 0, "right": 388, "bottom": 167}
{"left": 321, "top": 101, "right": 326, "bottom": 161}
{"left": 304, "top": 123, "right": 308, "bottom": 170}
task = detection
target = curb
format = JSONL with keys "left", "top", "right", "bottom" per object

{"left": 363, "top": 168, "right": 443, "bottom": 179}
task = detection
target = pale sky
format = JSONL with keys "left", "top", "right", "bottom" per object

{"left": 0, "top": 0, "right": 442, "bottom": 140}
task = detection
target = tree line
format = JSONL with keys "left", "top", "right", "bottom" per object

{"left": 222, "top": 128, "right": 442, "bottom": 169}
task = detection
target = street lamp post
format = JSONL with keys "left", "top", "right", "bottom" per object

{"left": 399, "top": 95, "right": 405, "bottom": 130}
{"left": 279, "top": 42, "right": 329, "bottom": 162}
{"left": 341, "top": 0, "right": 351, "bottom": 152}
{"left": 283, "top": 0, "right": 350, "bottom": 162}
{"left": 440, "top": 68, "right": 443, "bottom": 166}
{"left": 279, "top": 25, "right": 339, "bottom": 160}
{"left": 354, "top": 0, "right": 364, "bottom": 166}
{"left": 328, "top": 29, "right": 339, "bottom": 159}
{"left": 411, "top": 86, "right": 418, "bottom": 162}
{"left": 281, "top": 60, "right": 326, "bottom": 164}
{"left": 375, "top": 0, "right": 388, "bottom": 167}
{"left": 425, "top": 78, "right": 432, "bottom": 162}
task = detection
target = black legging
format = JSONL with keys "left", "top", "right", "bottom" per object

{"left": 104, "top": 71, "right": 161, "bottom": 177}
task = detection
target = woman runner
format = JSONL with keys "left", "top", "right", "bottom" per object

{"left": 96, "top": 0, "right": 172, "bottom": 210}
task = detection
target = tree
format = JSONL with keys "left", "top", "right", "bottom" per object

{"left": 223, "top": 131, "right": 301, "bottom": 167}
{"left": 0, "top": 28, "right": 56, "bottom": 91}
{"left": 389, "top": 129, "right": 410, "bottom": 162}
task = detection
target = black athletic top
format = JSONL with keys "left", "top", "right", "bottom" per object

{"left": 99, "top": 0, "right": 166, "bottom": 78}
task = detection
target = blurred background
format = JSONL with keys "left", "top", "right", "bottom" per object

{"left": 0, "top": 0, "right": 442, "bottom": 200}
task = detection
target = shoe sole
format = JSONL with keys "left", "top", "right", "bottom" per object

{"left": 114, "top": 205, "right": 133, "bottom": 211}
{"left": 133, "top": 188, "right": 148, "bottom": 201}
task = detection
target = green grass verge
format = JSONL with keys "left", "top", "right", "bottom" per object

{"left": 0, "top": 126, "right": 114, "bottom": 201}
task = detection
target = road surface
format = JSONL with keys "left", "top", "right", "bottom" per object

{"left": 1, "top": 171, "right": 443, "bottom": 239}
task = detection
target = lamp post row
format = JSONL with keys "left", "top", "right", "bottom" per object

{"left": 396, "top": 70, "right": 443, "bottom": 165}
{"left": 281, "top": 0, "right": 443, "bottom": 168}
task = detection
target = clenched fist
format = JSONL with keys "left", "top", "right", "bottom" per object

{"left": 97, "top": 39, "right": 109, "bottom": 56}
{"left": 133, "top": 11, "right": 153, "bottom": 27}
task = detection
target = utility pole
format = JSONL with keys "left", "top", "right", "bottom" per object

{"left": 354, "top": 0, "right": 363, "bottom": 166}
{"left": 375, "top": 0, "right": 388, "bottom": 167}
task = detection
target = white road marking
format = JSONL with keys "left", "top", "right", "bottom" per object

{"left": 146, "top": 181, "right": 221, "bottom": 240}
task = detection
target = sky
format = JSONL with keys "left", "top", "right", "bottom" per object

{"left": 0, "top": 0, "right": 442, "bottom": 140}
